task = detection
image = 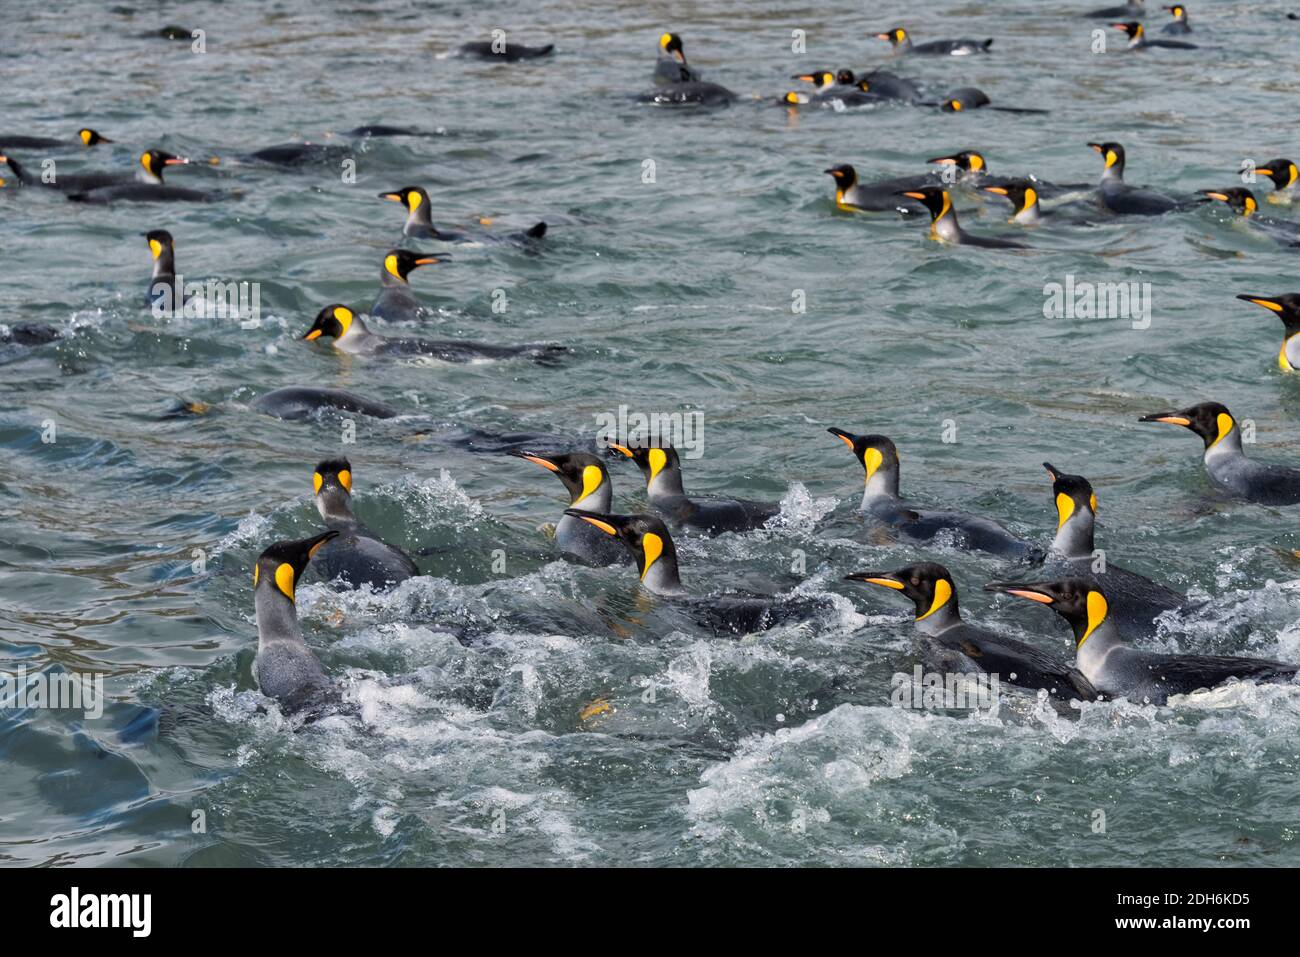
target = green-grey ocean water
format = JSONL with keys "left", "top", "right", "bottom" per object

{"left": 2, "top": 0, "right": 1300, "bottom": 866}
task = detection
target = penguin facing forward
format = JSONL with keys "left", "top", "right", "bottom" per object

{"left": 509, "top": 450, "right": 627, "bottom": 565}
{"left": 310, "top": 458, "right": 418, "bottom": 591}
{"left": 1161, "top": 4, "right": 1193, "bottom": 34}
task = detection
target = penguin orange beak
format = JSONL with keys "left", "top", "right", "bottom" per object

{"left": 1200, "top": 191, "right": 1230, "bottom": 203}
{"left": 983, "top": 186, "right": 1009, "bottom": 195}
{"left": 379, "top": 192, "right": 404, "bottom": 202}
{"left": 1138, "top": 412, "right": 1192, "bottom": 426}
{"left": 413, "top": 257, "right": 439, "bottom": 266}
{"left": 606, "top": 443, "right": 634, "bottom": 458}
{"left": 1087, "top": 143, "right": 1104, "bottom": 153}
{"left": 874, "top": 32, "right": 892, "bottom": 40}
{"left": 509, "top": 450, "right": 561, "bottom": 473}
{"left": 984, "top": 581, "right": 1056, "bottom": 604}
{"left": 823, "top": 168, "right": 844, "bottom": 178}
{"left": 303, "top": 329, "right": 322, "bottom": 340}
{"left": 844, "top": 571, "right": 905, "bottom": 590}
{"left": 926, "top": 156, "right": 958, "bottom": 166}
{"left": 1236, "top": 295, "right": 1284, "bottom": 313}
{"left": 900, "top": 191, "right": 928, "bottom": 200}
{"left": 827, "top": 427, "right": 858, "bottom": 451}
{"left": 563, "top": 509, "right": 621, "bottom": 536}
{"left": 163, "top": 156, "right": 190, "bottom": 166}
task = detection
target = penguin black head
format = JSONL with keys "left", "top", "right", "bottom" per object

{"left": 983, "top": 180, "right": 1039, "bottom": 216}
{"left": 845, "top": 562, "right": 958, "bottom": 623}
{"left": 792, "top": 70, "right": 838, "bottom": 90}
{"left": 827, "top": 428, "right": 901, "bottom": 489}
{"left": 941, "top": 89, "right": 990, "bottom": 113}
{"left": 835, "top": 69, "right": 856, "bottom": 86}
{"left": 1200, "top": 187, "right": 1258, "bottom": 216}
{"left": 1236, "top": 293, "right": 1300, "bottom": 335}
{"left": 510, "top": 450, "right": 610, "bottom": 507}
{"left": 606, "top": 443, "right": 680, "bottom": 490}
{"left": 79, "top": 128, "right": 111, "bottom": 146}
{"left": 383, "top": 248, "right": 442, "bottom": 283}
{"left": 985, "top": 578, "right": 1110, "bottom": 647}
{"left": 563, "top": 509, "right": 679, "bottom": 588}
{"left": 378, "top": 185, "right": 429, "bottom": 215}
{"left": 1044, "top": 462, "right": 1098, "bottom": 528}
{"left": 1138, "top": 401, "right": 1237, "bottom": 449}
{"left": 254, "top": 530, "right": 339, "bottom": 603}
{"left": 1163, "top": 4, "right": 1188, "bottom": 21}
{"left": 876, "top": 27, "right": 909, "bottom": 48}
{"left": 144, "top": 229, "right": 175, "bottom": 262}
{"left": 896, "top": 186, "right": 950, "bottom": 220}
{"left": 659, "top": 32, "right": 686, "bottom": 62}
{"left": 927, "top": 151, "right": 987, "bottom": 174}
{"left": 1088, "top": 142, "right": 1126, "bottom": 176}
{"left": 303, "top": 304, "right": 356, "bottom": 342}
{"left": 313, "top": 458, "right": 353, "bottom": 521}
{"left": 1255, "top": 159, "right": 1298, "bottom": 192}
{"left": 141, "top": 149, "right": 189, "bottom": 180}
{"left": 824, "top": 164, "right": 858, "bottom": 189}
{"left": 1110, "top": 21, "right": 1145, "bottom": 41}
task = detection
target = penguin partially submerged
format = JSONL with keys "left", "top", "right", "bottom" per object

{"left": 876, "top": 27, "right": 992, "bottom": 56}
{"left": 982, "top": 180, "right": 1049, "bottom": 225}
{"left": 303, "top": 303, "right": 567, "bottom": 365}
{"left": 1110, "top": 20, "right": 1197, "bottom": 50}
{"left": 251, "top": 530, "right": 348, "bottom": 721}
{"left": 606, "top": 444, "right": 780, "bottom": 535}
{"left": 1161, "top": 4, "right": 1193, "bottom": 34}
{"left": 509, "top": 450, "right": 627, "bottom": 566}
{"left": 377, "top": 186, "right": 546, "bottom": 244}
{"left": 846, "top": 563, "right": 1097, "bottom": 700}
{"left": 655, "top": 33, "right": 700, "bottom": 84}
{"left": 458, "top": 39, "right": 555, "bottom": 61}
{"left": 1083, "top": 0, "right": 1145, "bottom": 18}
{"left": 143, "top": 229, "right": 187, "bottom": 313}
{"left": 244, "top": 142, "right": 353, "bottom": 167}
{"left": 1253, "top": 158, "right": 1298, "bottom": 203}
{"left": 310, "top": 458, "right": 418, "bottom": 591}
{"left": 370, "top": 249, "right": 444, "bottom": 322}
{"left": 1199, "top": 187, "right": 1300, "bottom": 247}
{"left": 1235, "top": 293, "right": 1300, "bottom": 372}
{"left": 1139, "top": 402, "right": 1300, "bottom": 505}
{"left": 824, "top": 164, "right": 932, "bottom": 214}
{"left": 828, "top": 427, "right": 1040, "bottom": 560}
{"left": 0, "top": 127, "right": 110, "bottom": 150}
{"left": 67, "top": 149, "right": 215, "bottom": 203}
{"left": 897, "top": 186, "right": 1030, "bottom": 248}
{"left": 1088, "top": 142, "right": 1180, "bottom": 215}
{"left": 986, "top": 579, "right": 1297, "bottom": 705}
{"left": 249, "top": 387, "right": 400, "bottom": 421}
{"left": 938, "top": 87, "right": 1049, "bottom": 114}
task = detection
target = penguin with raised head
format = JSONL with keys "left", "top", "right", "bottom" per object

{"left": 143, "top": 229, "right": 186, "bottom": 313}
{"left": 1253, "top": 158, "right": 1298, "bottom": 203}
{"left": 846, "top": 563, "right": 1097, "bottom": 700}
{"left": 371, "top": 249, "right": 444, "bottom": 322}
{"left": 606, "top": 444, "right": 780, "bottom": 535}
{"left": 655, "top": 33, "right": 700, "bottom": 84}
{"left": 876, "top": 27, "right": 992, "bottom": 56}
{"left": 378, "top": 186, "right": 546, "bottom": 243}
{"left": 251, "top": 530, "right": 347, "bottom": 720}
{"left": 985, "top": 579, "right": 1297, "bottom": 705}
{"left": 897, "top": 186, "right": 1030, "bottom": 248}
{"left": 828, "top": 428, "right": 1039, "bottom": 560}
{"left": 1236, "top": 293, "right": 1300, "bottom": 372}
{"left": 1110, "top": 20, "right": 1197, "bottom": 49}
{"left": 310, "top": 459, "right": 418, "bottom": 591}
{"left": 1139, "top": 402, "right": 1300, "bottom": 505}
{"left": 509, "top": 450, "right": 627, "bottom": 565}
{"left": 68, "top": 149, "right": 213, "bottom": 203}
{"left": 1161, "top": 4, "right": 1193, "bottom": 33}
{"left": 303, "top": 304, "right": 566, "bottom": 365}
{"left": 638, "top": 35, "right": 736, "bottom": 105}
{"left": 1088, "top": 142, "right": 1180, "bottom": 215}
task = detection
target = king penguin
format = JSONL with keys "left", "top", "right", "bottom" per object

{"left": 378, "top": 186, "right": 546, "bottom": 243}
{"left": 1088, "top": 142, "right": 1180, "bottom": 215}
{"left": 310, "top": 458, "right": 418, "bottom": 591}
{"left": 1236, "top": 293, "right": 1300, "bottom": 372}
{"left": 509, "top": 450, "right": 627, "bottom": 565}
{"left": 897, "top": 186, "right": 1030, "bottom": 248}
{"left": 371, "top": 249, "right": 444, "bottom": 321}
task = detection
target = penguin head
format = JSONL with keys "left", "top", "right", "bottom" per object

{"left": 312, "top": 458, "right": 354, "bottom": 521}
{"left": 845, "top": 563, "right": 959, "bottom": 623}
{"left": 897, "top": 186, "right": 951, "bottom": 221}
{"left": 140, "top": 149, "right": 189, "bottom": 181}
{"left": 1255, "top": 159, "right": 1298, "bottom": 192}
{"left": 659, "top": 32, "right": 686, "bottom": 62}
{"left": 1088, "top": 142, "right": 1126, "bottom": 176}
{"left": 1236, "top": 293, "right": 1300, "bottom": 337}
{"left": 941, "top": 89, "right": 989, "bottom": 113}
{"left": 983, "top": 180, "right": 1039, "bottom": 217}
{"left": 563, "top": 510, "right": 680, "bottom": 589}
{"left": 792, "top": 70, "right": 837, "bottom": 90}
{"left": 836, "top": 69, "right": 856, "bottom": 86}
{"left": 144, "top": 229, "right": 175, "bottom": 263}
{"left": 303, "top": 304, "right": 356, "bottom": 342}
{"left": 254, "top": 530, "right": 339, "bottom": 603}
{"left": 607, "top": 443, "right": 681, "bottom": 492}
{"left": 928, "top": 151, "right": 987, "bottom": 174}
{"left": 828, "top": 428, "right": 901, "bottom": 492}
{"left": 1139, "top": 401, "right": 1237, "bottom": 450}
{"left": 783, "top": 91, "right": 813, "bottom": 105}
{"left": 383, "top": 248, "right": 442, "bottom": 283}
{"left": 1163, "top": 4, "right": 1187, "bottom": 20}
{"left": 1200, "top": 188, "right": 1258, "bottom": 216}
{"left": 1044, "top": 462, "right": 1097, "bottom": 555}
{"left": 511, "top": 450, "right": 610, "bottom": 507}
{"left": 378, "top": 186, "right": 430, "bottom": 215}
{"left": 876, "top": 27, "right": 909, "bottom": 48}
{"left": 824, "top": 164, "right": 858, "bottom": 189}
{"left": 985, "top": 578, "right": 1110, "bottom": 648}
{"left": 1110, "top": 21, "right": 1144, "bottom": 41}
{"left": 78, "top": 128, "right": 111, "bottom": 146}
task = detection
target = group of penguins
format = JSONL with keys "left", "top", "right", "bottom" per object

{"left": 6, "top": 4, "right": 1300, "bottom": 725}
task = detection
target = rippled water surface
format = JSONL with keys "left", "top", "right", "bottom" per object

{"left": 3, "top": 0, "right": 1300, "bottom": 866}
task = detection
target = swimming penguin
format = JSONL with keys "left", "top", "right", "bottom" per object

{"left": 639, "top": 78, "right": 737, "bottom": 106}
{"left": 1199, "top": 187, "right": 1300, "bottom": 246}
{"left": 458, "top": 39, "right": 555, "bottom": 61}
{"left": 1253, "top": 158, "right": 1298, "bottom": 202}
{"left": 1139, "top": 402, "right": 1300, "bottom": 505}
{"left": 846, "top": 563, "right": 1097, "bottom": 700}
{"left": 606, "top": 444, "right": 780, "bottom": 535}
{"left": 310, "top": 458, "right": 418, "bottom": 591}
{"left": 250, "top": 386, "right": 400, "bottom": 421}
{"left": 302, "top": 303, "right": 567, "bottom": 365}
{"left": 655, "top": 33, "right": 701, "bottom": 84}
{"left": 377, "top": 186, "right": 546, "bottom": 243}
{"left": 509, "top": 450, "right": 627, "bottom": 566}
{"left": 828, "top": 427, "right": 1039, "bottom": 559}
{"left": 1161, "top": 4, "right": 1193, "bottom": 33}
{"left": 564, "top": 510, "right": 825, "bottom": 636}
{"left": 251, "top": 530, "right": 347, "bottom": 720}
{"left": 245, "top": 142, "right": 353, "bottom": 167}
{"left": 1110, "top": 20, "right": 1197, "bottom": 49}
{"left": 2, "top": 148, "right": 185, "bottom": 194}
{"left": 876, "top": 27, "right": 992, "bottom": 56}
{"left": 982, "top": 180, "right": 1047, "bottom": 224}
{"left": 897, "top": 186, "right": 1030, "bottom": 248}
{"left": 1236, "top": 293, "right": 1300, "bottom": 371}
{"left": 1088, "top": 142, "right": 1180, "bottom": 215}
{"left": 68, "top": 150, "right": 213, "bottom": 203}
{"left": 1084, "top": 0, "right": 1145, "bottom": 17}
{"left": 346, "top": 125, "right": 442, "bottom": 140}
{"left": 824, "top": 164, "right": 930, "bottom": 213}
{"left": 0, "top": 128, "right": 110, "bottom": 150}
{"left": 784, "top": 70, "right": 886, "bottom": 108}
{"left": 371, "top": 249, "right": 444, "bottom": 322}
{"left": 143, "top": 229, "right": 186, "bottom": 313}
{"left": 939, "top": 88, "right": 1049, "bottom": 114}
{"left": 1036, "top": 462, "right": 1188, "bottom": 639}
{"left": 853, "top": 69, "right": 924, "bottom": 102}
{"left": 985, "top": 578, "right": 1297, "bottom": 705}
{"left": 0, "top": 323, "right": 61, "bottom": 348}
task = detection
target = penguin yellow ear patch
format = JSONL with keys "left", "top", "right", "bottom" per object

{"left": 148, "top": 239, "right": 163, "bottom": 260}
{"left": 407, "top": 190, "right": 423, "bottom": 212}
{"left": 917, "top": 579, "right": 953, "bottom": 621}
{"left": 338, "top": 469, "right": 352, "bottom": 492}
{"left": 1105, "top": 150, "right": 1118, "bottom": 169}
{"left": 313, "top": 471, "right": 324, "bottom": 494}
{"left": 274, "top": 562, "right": 296, "bottom": 600}
{"left": 1211, "top": 413, "right": 1235, "bottom": 447}
{"left": 574, "top": 464, "right": 603, "bottom": 504}
{"left": 1055, "top": 492, "right": 1076, "bottom": 529}
{"left": 647, "top": 447, "right": 668, "bottom": 480}
{"left": 384, "top": 254, "right": 401, "bottom": 279}
{"left": 333, "top": 306, "right": 353, "bottom": 322}
{"left": 640, "top": 532, "right": 664, "bottom": 581}
{"left": 1089, "top": 493, "right": 1098, "bottom": 513}
{"left": 1080, "top": 591, "right": 1109, "bottom": 645}
{"left": 253, "top": 564, "right": 260, "bottom": 587}
{"left": 862, "top": 446, "right": 884, "bottom": 480}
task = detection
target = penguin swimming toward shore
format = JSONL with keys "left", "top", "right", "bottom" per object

{"left": 1139, "top": 403, "right": 1300, "bottom": 505}
{"left": 828, "top": 428, "right": 1040, "bottom": 560}
{"left": 510, "top": 450, "right": 627, "bottom": 566}
{"left": 1089, "top": 142, "right": 1180, "bottom": 215}
{"left": 377, "top": 186, "right": 546, "bottom": 244}
{"left": 986, "top": 578, "right": 1297, "bottom": 705}
{"left": 607, "top": 444, "right": 780, "bottom": 535}
{"left": 143, "top": 229, "right": 187, "bottom": 312}
{"left": 1199, "top": 187, "right": 1300, "bottom": 247}
{"left": 876, "top": 27, "right": 992, "bottom": 56}
{"left": 1236, "top": 293, "right": 1300, "bottom": 372}
{"left": 939, "top": 88, "right": 1049, "bottom": 114}
{"left": 303, "top": 303, "right": 567, "bottom": 365}
{"left": 846, "top": 563, "right": 1097, "bottom": 700}
{"left": 310, "top": 458, "right": 418, "bottom": 591}
{"left": 898, "top": 186, "right": 1030, "bottom": 248}
{"left": 0, "top": 128, "right": 110, "bottom": 150}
